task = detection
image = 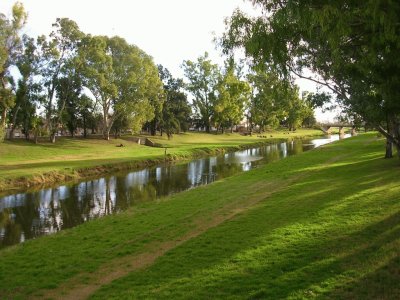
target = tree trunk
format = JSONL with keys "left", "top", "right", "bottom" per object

{"left": 385, "top": 138, "right": 393, "bottom": 159}
{"left": 205, "top": 124, "right": 210, "bottom": 133}
{"left": 9, "top": 127, "right": 15, "bottom": 140}
{"left": 103, "top": 126, "right": 111, "bottom": 140}
{"left": 50, "top": 132, "right": 56, "bottom": 143}
{"left": 150, "top": 120, "right": 157, "bottom": 136}
{"left": 83, "top": 115, "right": 87, "bottom": 138}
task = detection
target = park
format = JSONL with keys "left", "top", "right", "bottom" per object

{"left": 0, "top": 1, "right": 399, "bottom": 299}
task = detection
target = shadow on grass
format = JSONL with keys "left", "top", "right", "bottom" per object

{"left": 329, "top": 254, "right": 400, "bottom": 299}
{"left": 91, "top": 146, "right": 400, "bottom": 299}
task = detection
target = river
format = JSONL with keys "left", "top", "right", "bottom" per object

{"left": 0, "top": 134, "right": 349, "bottom": 248}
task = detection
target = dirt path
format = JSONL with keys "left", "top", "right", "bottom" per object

{"left": 37, "top": 155, "right": 341, "bottom": 300}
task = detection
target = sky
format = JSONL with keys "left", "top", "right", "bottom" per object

{"left": 0, "top": 0, "right": 335, "bottom": 122}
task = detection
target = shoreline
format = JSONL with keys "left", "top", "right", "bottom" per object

{"left": 1, "top": 134, "right": 399, "bottom": 299}
{"left": 0, "top": 133, "right": 325, "bottom": 195}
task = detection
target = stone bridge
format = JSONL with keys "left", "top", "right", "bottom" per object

{"left": 317, "top": 123, "right": 357, "bottom": 135}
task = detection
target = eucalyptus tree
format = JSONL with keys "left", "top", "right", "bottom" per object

{"left": 37, "top": 18, "right": 84, "bottom": 142}
{"left": 10, "top": 35, "right": 43, "bottom": 139}
{"left": 182, "top": 52, "right": 220, "bottom": 133}
{"left": 158, "top": 65, "right": 191, "bottom": 138}
{"left": 76, "top": 95, "right": 95, "bottom": 138}
{"left": 0, "top": 2, "right": 27, "bottom": 135}
{"left": 80, "top": 35, "right": 163, "bottom": 140}
{"left": 247, "top": 71, "right": 289, "bottom": 132}
{"left": 285, "top": 87, "right": 314, "bottom": 131}
{"left": 214, "top": 59, "right": 250, "bottom": 133}
{"left": 222, "top": 0, "right": 400, "bottom": 157}
{"left": 56, "top": 71, "right": 83, "bottom": 137}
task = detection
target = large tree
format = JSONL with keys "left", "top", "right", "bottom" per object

{"left": 158, "top": 65, "right": 191, "bottom": 138}
{"left": 214, "top": 59, "right": 250, "bottom": 133}
{"left": 222, "top": 0, "right": 400, "bottom": 157}
{"left": 37, "top": 18, "right": 84, "bottom": 143}
{"left": 182, "top": 52, "right": 220, "bottom": 133}
{"left": 9, "top": 35, "right": 43, "bottom": 140}
{"left": 80, "top": 35, "right": 163, "bottom": 140}
{"left": 247, "top": 71, "right": 290, "bottom": 132}
{"left": 0, "top": 2, "right": 27, "bottom": 133}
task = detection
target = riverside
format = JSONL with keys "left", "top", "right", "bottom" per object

{"left": 0, "top": 134, "right": 399, "bottom": 299}
{"left": 0, "top": 134, "right": 347, "bottom": 248}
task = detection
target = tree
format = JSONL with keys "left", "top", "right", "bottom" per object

{"left": 158, "top": 65, "right": 191, "bottom": 138}
{"left": 182, "top": 52, "right": 220, "bottom": 133}
{"left": 285, "top": 87, "right": 313, "bottom": 131}
{"left": 10, "top": 35, "right": 43, "bottom": 140}
{"left": 0, "top": 2, "right": 27, "bottom": 131}
{"left": 56, "top": 75, "right": 82, "bottom": 137}
{"left": 37, "top": 18, "right": 84, "bottom": 143}
{"left": 80, "top": 35, "right": 163, "bottom": 140}
{"left": 222, "top": 1, "right": 400, "bottom": 157}
{"left": 247, "top": 71, "right": 290, "bottom": 132}
{"left": 214, "top": 59, "right": 250, "bottom": 133}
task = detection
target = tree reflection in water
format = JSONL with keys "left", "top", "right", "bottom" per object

{"left": 0, "top": 134, "right": 349, "bottom": 248}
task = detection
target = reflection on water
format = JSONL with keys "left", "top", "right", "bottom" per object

{"left": 0, "top": 134, "right": 349, "bottom": 248}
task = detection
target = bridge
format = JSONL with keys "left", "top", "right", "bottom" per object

{"left": 317, "top": 123, "right": 357, "bottom": 135}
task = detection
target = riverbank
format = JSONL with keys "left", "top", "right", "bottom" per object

{"left": 0, "top": 129, "right": 324, "bottom": 193}
{"left": 0, "top": 133, "right": 398, "bottom": 299}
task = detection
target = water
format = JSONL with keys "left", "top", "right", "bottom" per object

{"left": 0, "top": 134, "right": 349, "bottom": 248}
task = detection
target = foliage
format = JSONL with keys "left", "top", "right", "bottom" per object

{"left": 37, "top": 17, "right": 84, "bottom": 142}
{"left": 222, "top": 0, "right": 400, "bottom": 156}
{"left": 182, "top": 52, "right": 220, "bottom": 132}
{"left": 79, "top": 35, "right": 163, "bottom": 140}
{"left": 158, "top": 65, "right": 191, "bottom": 138}
{"left": 0, "top": 2, "right": 27, "bottom": 127}
{"left": 10, "top": 35, "right": 43, "bottom": 139}
{"left": 214, "top": 59, "right": 250, "bottom": 133}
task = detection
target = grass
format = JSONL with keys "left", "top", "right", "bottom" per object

{"left": 0, "top": 129, "right": 323, "bottom": 191}
{"left": 0, "top": 133, "right": 398, "bottom": 299}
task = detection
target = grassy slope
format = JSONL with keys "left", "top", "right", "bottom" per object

{"left": 0, "top": 129, "right": 322, "bottom": 191}
{"left": 0, "top": 133, "right": 399, "bottom": 299}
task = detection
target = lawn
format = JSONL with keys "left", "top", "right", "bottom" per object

{"left": 0, "top": 133, "right": 398, "bottom": 299}
{"left": 0, "top": 129, "right": 323, "bottom": 191}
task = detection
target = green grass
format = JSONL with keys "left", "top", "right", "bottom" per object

{"left": 0, "top": 133, "right": 398, "bottom": 299}
{"left": 0, "top": 129, "right": 323, "bottom": 191}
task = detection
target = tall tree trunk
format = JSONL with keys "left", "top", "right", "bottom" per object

{"left": 9, "top": 104, "right": 21, "bottom": 140}
{"left": 150, "top": 119, "right": 157, "bottom": 136}
{"left": 50, "top": 132, "right": 56, "bottom": 143}
{"left": 377, "top": 124, "right": 400, "bottom": 159}
{"left": 103, "top": 123, "right": 112, "bottom": 141}
{"left": 102, "top": 105, "right": 108, "bottom": 140}
{"left": 83, "top": 115, "right": 87, "bottom": 138}
{"left": 385, "top": 139, "right": 393, "bottom": 159}
{"left": 34, "top": 131, "right": 38, "bottom": 144}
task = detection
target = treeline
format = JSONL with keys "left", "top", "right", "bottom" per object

{"left": 0, "top": 3, "right": 316, "bottom": 143}
{"left": 222, "top": 0, "right": 400, "bottom": 158}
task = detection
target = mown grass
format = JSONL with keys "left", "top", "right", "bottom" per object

{"left": 0, "top": 133, "right": 398, "bottom": 299}
{"left": 0, "top": 129, "right": 323, "bottom": 191}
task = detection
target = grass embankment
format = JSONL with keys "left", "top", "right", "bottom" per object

{"left": 0, "top": 133, "right": 399, "bottom": 299}
{"left": 0, "top": 129, "right": 323, "bottom": 192}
